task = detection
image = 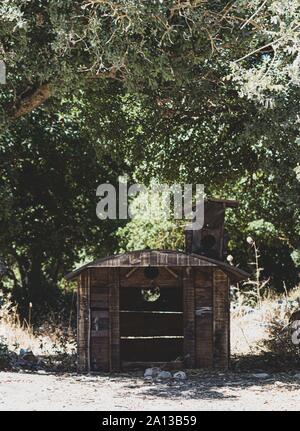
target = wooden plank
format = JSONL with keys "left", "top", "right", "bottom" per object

{"left": 66, "top": 250, "right": 221, "bottom": 281}
{"left": 89, "top": 272, "right": 110, "bottom": 372}
{"left": 164, "top": 266, "right": 179, "bottom": 279}
{"left": 120, "top": 267, "right": 181, "bottom": 288}
{"left": 91, "top": 286, "right": 109, "bottom": 296}
{"left": 120, "top": 286, "right": 182, "bottom": 312}
{"left": 87, "top": 269, "right": 91, "bottom": 372}
{"left": 120, "top": 312, "right": 183, "bottom": 337}
{"left": 77, "top": 270, "right": 90, "bottom": 373}
{"left": 194, "top": 268, "right": 213, "bottom": 288}
{"left": 213, "top": 269, "right": 230, "bottom": 369}
{"left": 183, "top": 267, "right": 195, "bottom": 368}
{"left": 110, "top": 267, "right": 120, "bottom": 371}
{"left": 90, "top": 267, "right": 109, "bottom": 287}
{"left": 195, "top": 279, "right": 213, "bottom": 368}
{"left": 125, "top": 267, "right": 138, "bottom": 278}
{"left": 90, "top": 336, "right": 109, "bottom": 371}
{"left": 91, "top": 309, "right": 109, "bottom": 337}
{"left": 90, "top": 287, "right": 109, "bottom": 308}
{"left": 120, "top": 338, "right": 183, "bottom": 362}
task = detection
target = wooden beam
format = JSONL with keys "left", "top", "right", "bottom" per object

{"left": 164, "top": 266, "right": 179, "bottom": 279}
{"left": 183, "top": 267, "right": 195, "bottom": 368}
{"left": 110, "top": 267, "right": 120, "bottom": 371}
{"left": 77, "top": 270, "right": 90, "bottom": 373}
{"left": 213, "top": 269, "right": 230, "bottom": 369}
{"left": 125, "top": 267, "right": 138, "bottom": 279}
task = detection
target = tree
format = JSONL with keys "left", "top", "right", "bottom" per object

{"left": 0, "top": 0, "right": 299, "bottom": 298}
{"left": 229, "top": 0, "right": 300, "bottom": 105}
{"left": 0, "top": 103, "right": 127, "bottom": 314}
{"left": 2, "top": 0, "right": 298, "bottom": 123}
{"left": 111, "top": 88, "right": 300, "bottom": 290}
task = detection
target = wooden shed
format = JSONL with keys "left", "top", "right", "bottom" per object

{"left": 65, "top": 249, "right": 248, "bottom": 372}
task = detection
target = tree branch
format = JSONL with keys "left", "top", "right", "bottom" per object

{"left": 7, "top": 83, "right": 51, "bottom": 120}
{"left": 240, "top": 0, "right": 267, "bottom": 29}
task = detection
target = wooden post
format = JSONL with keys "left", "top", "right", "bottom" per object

{"left": 183, "top": 267, "right": 195, "bottom": 368}
{"left": 195, "top": 269, "right": 213, "bottom": 368}
{"left": 110, "top": 267, "right": 120, "bottom": 371}
{"left": 77, "top": 269, "right": 90, "bottom": 373}
{"left": 213, "top": 269, "right": 230, "bottom": 369}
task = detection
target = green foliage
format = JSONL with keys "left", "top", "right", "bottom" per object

{"left": 116, "top": 183, "right": 184, "bottom": 251}
{"left": 1, "top": 1, "right": 298, "bottom": 120}
{"left": 229, "top": 0, "right": 300, "bottom": 105}
{"left": 0, "top": 103, "right": 126, "bottom": 316}
{"left": 247, "top": 220, "right": 277, "bottom": 241}
{"left": 0, "top": 0, "right": 299, "bottom": 313}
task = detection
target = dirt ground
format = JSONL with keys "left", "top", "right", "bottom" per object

{"left": 1, "top": 370, "right": 300, "bottom": 411}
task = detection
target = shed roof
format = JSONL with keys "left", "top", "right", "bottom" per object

{"left": 65, "top": 249, "right": 249, "bottom": 282}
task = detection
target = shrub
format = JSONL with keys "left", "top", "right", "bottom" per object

{"left": 0, "top": 337, "right": 12, "bottom": 370}
{"left": 261, "top": 298, "right": 300, "bottom": 365}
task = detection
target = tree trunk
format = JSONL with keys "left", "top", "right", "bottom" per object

{"left": 7, "top": 84, "right": 51, "bottom": 120}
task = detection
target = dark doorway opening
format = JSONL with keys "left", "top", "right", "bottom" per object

{"left": 119, "top": 274, "right": 183, "bottom": 368}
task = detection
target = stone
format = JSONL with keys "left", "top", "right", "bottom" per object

{"left": 294, "top": 373, "right": 300, "bottom": 379}
{"left": 157, "top": 370, "right": 172, "bottom": 380}
{"left": 144, "top": 367, "right": 161, "bottom": 378}
{"left": 19, "top": 349, "right": 37, "bottom": 362}
{"left": 173, "top": 371, "right": 187, "bottom": 380}
{"left": 0, "top": 356, "right": 11, "bottom": 370}
{"left": 252, "top": 373, "right": 269, "bottom": 379}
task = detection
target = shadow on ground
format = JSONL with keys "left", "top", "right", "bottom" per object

{"left": 2, "top": 351, "right": 300, "bottom": 403}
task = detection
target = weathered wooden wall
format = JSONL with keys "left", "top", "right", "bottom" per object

{"left": 183, "top": 267, "right": 195, "bottom": 367}
{"left": 213, "top": 269, "right": 230, "bottom": 368}
{"left": 77, "top": 265, "right": 230, "bottom": 373}
{"left": 195, "top": 268, "right": 213, "bottom": 368}
{"left": 110, "top": 267, "right": 120, "bottom": 370}
{"left": 90, "top": 268, "right": 110, "bottom": 371}
{"left": 77, "top": 269, "right": 90, "bottom": 372}
{"left": 194, "top": 267, "right": 229, "bottom": 369}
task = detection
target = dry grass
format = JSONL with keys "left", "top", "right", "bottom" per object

{"left": 1, "top": 283, "right": 300, "bottom": 372}
{"left": 231, "top": 286, "right": 300, "bottom": 370}
{"left": 0, "top": 293, "right": 76, "bottom": 367}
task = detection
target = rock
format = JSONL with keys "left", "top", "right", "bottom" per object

{"left": 252, "top": 373, "right": 269, "bottom": 379}
{"left": 14, "top": 349, "right": 39, "bottom": 370}
{"left": 19, "top": 349, "right": 37, "bottom": 362}
{"left": 157, "top": 370, "right": 172, "bottom": 380}
{"left": 144, "top": 367, "right": 161, "bottom": 378}
{"left": 37, "top": 358, "right": 45, "bottom": 367}
{"left": 294, "top": 373, "right": 300, "bottom": 379}
{"left": 0, "top": 356, "right": 11, "bottom": 370}
{"left": 173, "top": 371, "right": 187, "bottom": 380}
{"left": 143, "top": 376, "right": 153, "bottom": 384}
{"left": 9, "top": 352, "right": 18, "bottom": 361}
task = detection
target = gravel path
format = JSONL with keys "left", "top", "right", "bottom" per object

{"left": 1, "top": 370, "right": 300, "bottom": 411}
